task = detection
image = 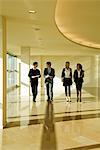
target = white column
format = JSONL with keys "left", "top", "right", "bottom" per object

{"left": 0, "top": 16, "right": 7, "bottom": 128}
{"left": 98, "top": 55, "right": 100, "bottom": 99}
{"left": 20, "top": 47, "right": 30, "bottom": 97}
{"left": 40, "top": 56, "right": 45, "bottom": 97}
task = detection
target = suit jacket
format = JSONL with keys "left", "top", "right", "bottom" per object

{"left": 44, "top": 68, "right": 55, "bottom": 84}
{"left": 28, "top": 68, "right": 41, "bottom": 85}
{"left": 61, "top": 68, "right": 72, "bottom": 86}
{"left": 74, "top": 69, "right": 84, "bottom": 83}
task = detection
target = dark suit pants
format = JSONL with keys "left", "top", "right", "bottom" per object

{"left": 31, "top": 83, "right": 38, "bottom": 99}
{"left": 46, "top": 83, "right": 53, "bottom": 100}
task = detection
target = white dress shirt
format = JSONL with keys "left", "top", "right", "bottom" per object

{"left": 78, "top": 70, "right": 81, "bottom": 78}
{"left": 65, "top": 68, "right": 70, "bottom": 78}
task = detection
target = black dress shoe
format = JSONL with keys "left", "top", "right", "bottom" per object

{"left": 77, "top": 97, "right": 79, "bottom": 102}
{"left": 50, "top": 98, "right": 53, "bottom": 101}
{"left": 47, "top": 96, "right": 50, "bottom": 101}
{"left": 33, "top": 97, "right": 36, "bottom": 102}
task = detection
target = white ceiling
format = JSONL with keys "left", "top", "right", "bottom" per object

{"left": 55, "top": 0, "right": 100, "bottom": 49}
{"left": 0, "top": 0, "right": 100, "bottom": 56}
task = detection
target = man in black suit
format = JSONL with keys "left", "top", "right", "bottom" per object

{"left": 28, "top": 62, "right": 41, "bottom": 102}
{"left": 44, "top": 62, "right": 55, "bottom": 101}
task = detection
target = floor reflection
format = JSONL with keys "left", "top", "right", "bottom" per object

{"left": 41, "top": 102, "right": 57, "bottom": 150}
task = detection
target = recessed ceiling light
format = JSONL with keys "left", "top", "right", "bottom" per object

{"left": 29, "top": 10, "right": 36, "bottom": 14}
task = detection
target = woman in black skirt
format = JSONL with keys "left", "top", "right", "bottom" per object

{"left": 74, "top": 63, "right": 84, "bottom": 102}
{"left": 61, "top": 62, "right": 72, "bottom": 102}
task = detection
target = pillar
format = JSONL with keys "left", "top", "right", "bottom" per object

{"left": 0, "top": 16, "right": 7, "bottom": 128}
{"left": 20, "top": 47, "right": 30, "bottom": 96}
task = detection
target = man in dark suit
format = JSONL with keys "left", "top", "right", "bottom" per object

{"left": 44, "top": 62, "right": 55, "bottom": 101}
{"left": 28, "top": 62, "right": 41, "bottom": 102}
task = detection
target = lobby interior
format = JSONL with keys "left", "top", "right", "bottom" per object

{"left": 0, "top": 0, "right": 100, "bottom": 150}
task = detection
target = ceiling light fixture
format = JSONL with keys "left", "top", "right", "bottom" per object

{"left": 29, "top": 10, "right": 36, "bottom": 14}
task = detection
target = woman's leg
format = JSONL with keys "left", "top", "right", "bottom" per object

{"left": 80, "top": 90, "right": 81, "bottom": 102}
{"left": 76, "top": 83, "right": 79, "bottom": 101}
{"left": 65, "top": 86, "right": 69, "bottom": 101}
{"left": 77, "top": 89, "right": 79, "bottom": 98}
{"left": 65, "top": 86, "right": 67, "bottom": 97}
{"left": 68, "top": 86, "right": 71, "bottom": 97}
{"left": 77, "top": 90, "right": 79, "bottom": 102}
{"left": 79, "top": 83, "right": 82, "bottom": 102}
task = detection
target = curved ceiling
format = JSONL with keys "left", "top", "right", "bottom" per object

{"left": 0, "top": 0, "right": 100, "bottom": 56}
{"left": 55, "top": 0, "right": 100, "bottom": 49}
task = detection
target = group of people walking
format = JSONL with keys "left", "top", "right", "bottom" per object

{"left": 28, "top": 61, "right": 84, "bottom": 103}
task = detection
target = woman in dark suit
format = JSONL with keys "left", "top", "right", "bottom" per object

{"left": 61, "top": 62, "right": 72, "bottom": 102}
{"left": 74, "top": 63, "right": 84, "bottom": 102}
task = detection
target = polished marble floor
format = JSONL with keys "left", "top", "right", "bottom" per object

{"left": 0, "top": 87, "right": 100, "bottom": 150}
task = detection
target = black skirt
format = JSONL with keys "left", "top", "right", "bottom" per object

{"left": 63, "top": 78, "right": 72, "bottom": 86}
{"left": 75, "top": 78, "right": 83, "bottom": 90}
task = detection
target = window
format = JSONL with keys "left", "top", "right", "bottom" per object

{"left": 7, "top": 54, "right": 19, "bottom": 89}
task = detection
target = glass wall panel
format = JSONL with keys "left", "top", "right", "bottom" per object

{"left": 7, "top": 54, "right": 19, "bottom": 89}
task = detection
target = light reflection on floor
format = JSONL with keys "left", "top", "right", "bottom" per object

{"left": 2, "top": 86, "right": 100, "bottom": 150}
